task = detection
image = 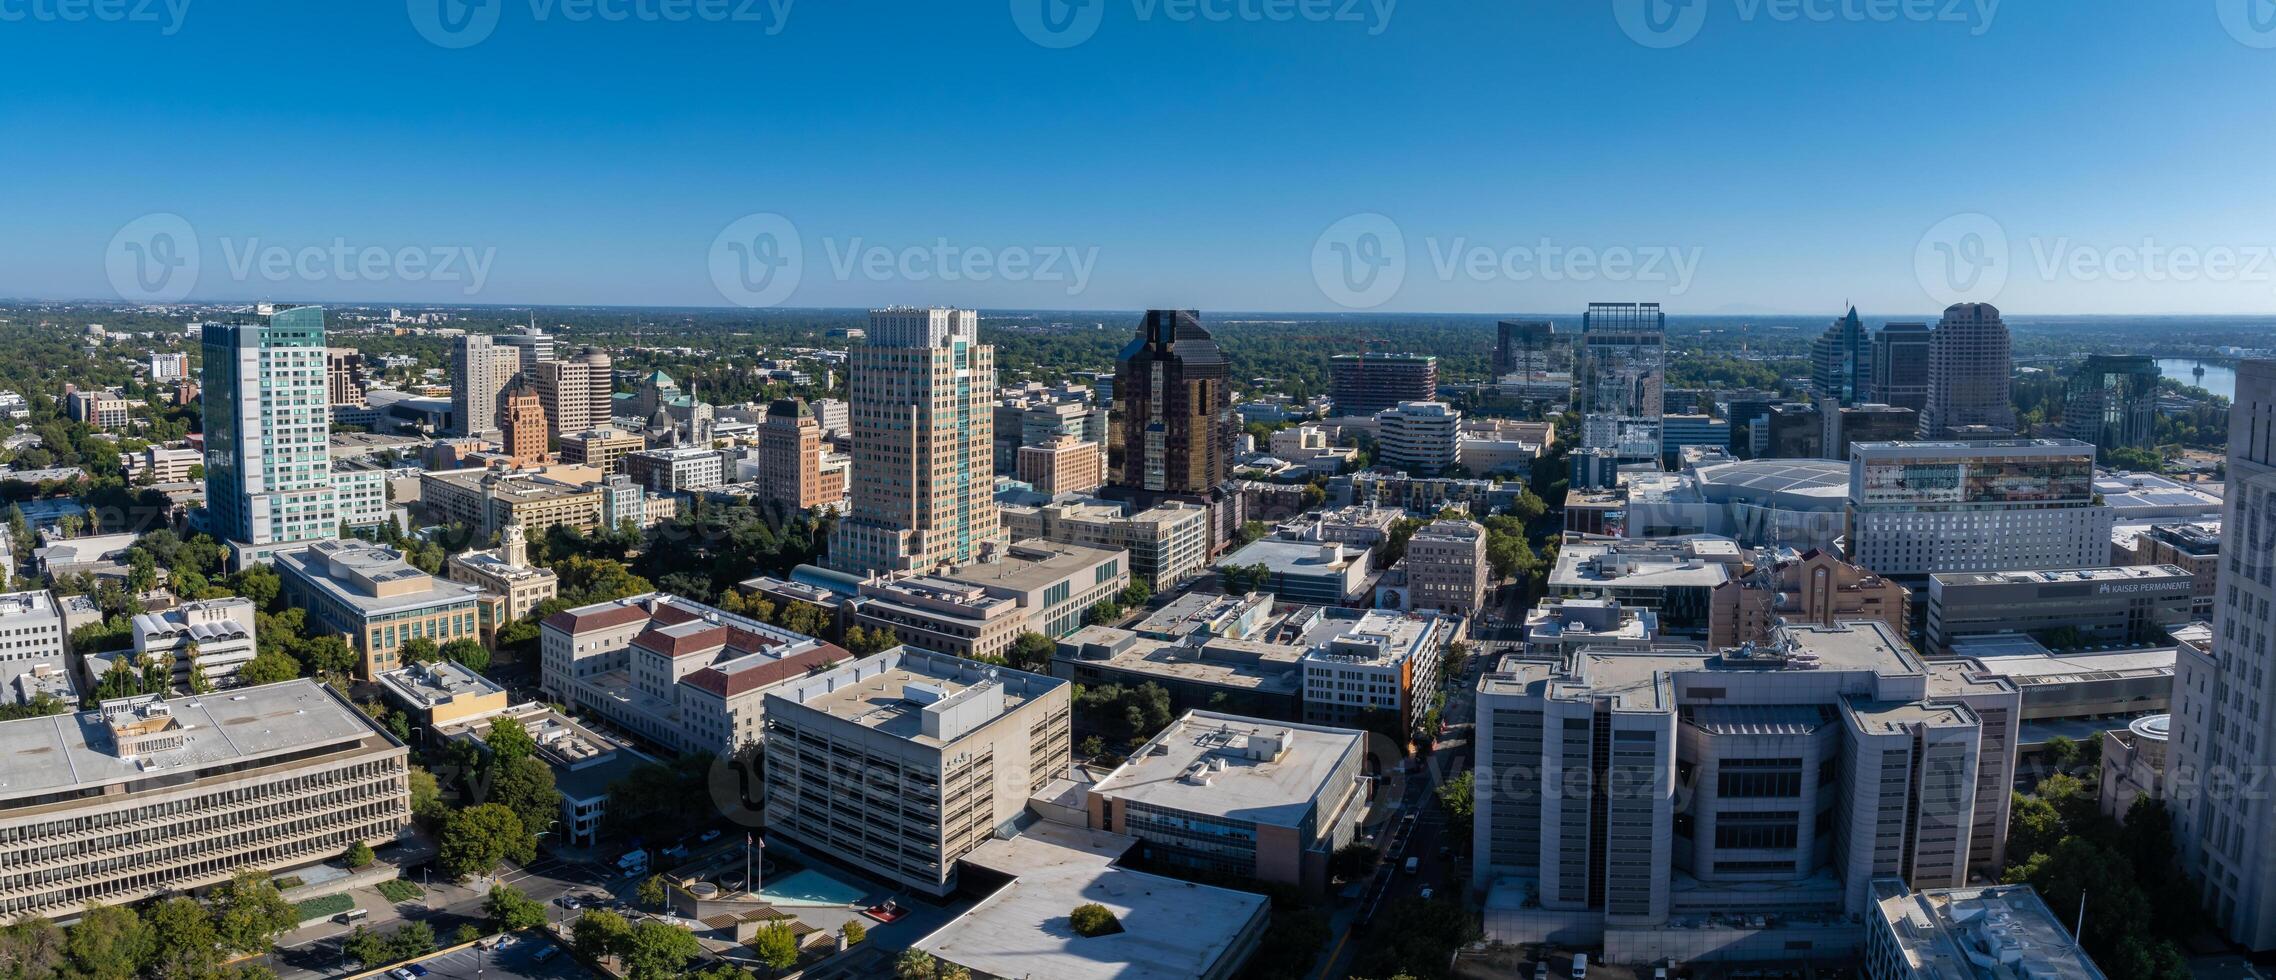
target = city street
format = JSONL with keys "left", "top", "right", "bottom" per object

{"left": 262, "top": 855, "right": 612, "bottom": 980}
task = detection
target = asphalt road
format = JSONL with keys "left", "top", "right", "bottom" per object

{"left": 262, "top": 855, "right": 617, "bottom": 980}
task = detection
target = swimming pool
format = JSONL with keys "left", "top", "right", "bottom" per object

{"left": 757, "top": 868, "right": 872, "bottom": 907}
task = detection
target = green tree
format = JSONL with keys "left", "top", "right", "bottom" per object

{"left": 2006, "top": 791, "right": 2064, "bottom": 864}
{"left": 65, "top": 903, "right": 152, "bottom": 980}
{"left": 438, "top": 804, "right": 536, "bottom": 880}
{"left": 0, "top": 917, "right": 68, "bottom": 980}
{"left": 751, "top": 919, "right": 800, "bottom": 970}
{"left": 487, "top": 755, "right": 563, "bottom": 843}
{"left": 139, "top": 648, "right": 172, "bottom": 695}
{"left": 399, "top": 637, "right": 441, "bottom": 665}
{"left": 89, "top": 656, "right": 142, "bottom": 703}
{"left": 2042, "top": 735, "right": 2082, "bottom": 772}
{"left": 210, "top": 870, "right": 299, "bottom": 954}
{"left": 234, "top": 649, "right": 301, "bottom": 686}
{"left": 384, "top": 920, "right": 436, "bottom": 963}
{"left": 441, "top": 637, "right": 491, "bottom": 673}
{"left": 637, "top": 874, "right": 667, "bottom": 909}
{"left": 1437, "top": 770, "right": 1476, "bottom": 846}
{"left": 1009, "top": 632, "right": 1057, "bottom": 671}
{"left": 342, "top": 925, "right": 389, "bottom": 968}
{"left": 484, "top": 885, "right": 548, "bottom": 931}
{"left": 1069, "top": 902, "right": 1122, "bottom": 937}
{"left": 1330, "top": 842, "right": 1380, "bottom": 882}
{"left": 619, "top": 920, "right": 702, "bottom": 980}
{"left": 343, "top": 841, "right": 375, "bottom": 869}
{"left": 485, "top": 715, "right": 536, "bottom": 765}
{"left": 185, "top": 654, "right": 213, "bottom": 695}
{"left": 840, "top": 919, "right": 867, "bottom": 946}
{"left": 453, "top": 923, "right": 485, "bottom": 946}
{"left": 894, "top": 948, "right": 939, "bottom": 980}
{"left": 146, "top": 896, "right": 221, "bottom": 979}
{"left": 408, "top": 765, "right": 447, "bottom": 823}
{"left": 301, "top": 634, "right": 360, "bottom": 678}
{"left": 227, "top": 565, "right": 281, "bottom": 612}
{"left": 572, "top": 909, "right": 632, "bottom": 964}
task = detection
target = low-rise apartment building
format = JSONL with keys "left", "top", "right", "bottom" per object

{"left": 760, "top": 648, "right": 1072, "bottom": 897}
{"left": 0, "top": 681, "right": 409, "bottom": 923}
{"left": 1302, "top": 609, "right": 1446, "bottom": 732}
{"left": 128, "top": 597, "right": 259, "bottom": 691}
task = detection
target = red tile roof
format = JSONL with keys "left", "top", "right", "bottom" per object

{"left": 541, "top": 602, "right": 652, "bottom": 635}
{"left": 681, "top": 644, "right": 851, "bottom": 698}
{"left": 632, "top": 623, "right": 731, "bottom": 659}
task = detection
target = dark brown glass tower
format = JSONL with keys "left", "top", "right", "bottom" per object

{"left": 1109, "top": 310, "right": 1233, "bottom": 498}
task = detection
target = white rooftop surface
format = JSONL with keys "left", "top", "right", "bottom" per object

{"left": 0, "top": 680, "right": 385, "bottom": 800}
{"left": 923, "top": 823, "right": 1268, "bottom": 980}
{"left": 1091, "top": 711, "right": 1360, "bottom": 827}
{"left": 1932, "top": 564, "right": 2193, "bottom": 588}
{"left": 1967, "top": 647, "right": 2177, "bottom": 685}
{"left": 768, "top": 649, "right": 1058, "bottom": 747}
{"left": 2093, "top": 472, "right": 2222, "bottom": 515}
{"left": 1872, "top": 881, "right": 2106, "bottom": 980}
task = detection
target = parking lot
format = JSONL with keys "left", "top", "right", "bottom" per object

{"left": 356, "top": 934, "right": 579, "bottom": 980}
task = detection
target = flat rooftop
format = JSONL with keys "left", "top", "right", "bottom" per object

{"left": 1932, "top": 564, "right": 2194, "bottom": 589}
{"left": 767, "top": 648, "right": 1063, "bottom": 748}
{"left": 1132, "top": 591, "right": 1269, "bottom": 640}
{"left": 378, "top": 659, "right": 506, "bottom": 709}
{"left": 942, "top": 541, "right": 1124, "bottom": 593}
{"left": 1964, "top": 645, "right": 2177, "bottom": 686}
{"left": 1871, "top": 880, "right": 2106, "bottom": 980}
{"left": 925, "top": 824, "right": 1268, "bottom": 980}
{"left": 1057, "top": 626, "right": 1304, "bottom": 696}
{"left": 2094, "top": 472, "right": 2222, "bottom": 514}
{"left": 1091, "top": 711, "right": 1361, "bottom": 827}
{"left": 0, "top": 680, "right": 390, "bottom": 802}
{"left": 1216, "top": 537, "right": 1361, "bottom": 575}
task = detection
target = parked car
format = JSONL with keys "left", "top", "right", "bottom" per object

{"left": 1403, "top": 856, "right": 1419, "bottom": 874}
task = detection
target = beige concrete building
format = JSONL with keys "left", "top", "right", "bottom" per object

{"left": 849, "top": 576, "right": 1029, "bottom": 662}
{"left": 559, "top": 427, "right": 645, "bottom": 475}
{"left": 0, "top": 681, "right": 409, "bottom": 923}
{"left": 760, "top": 648, "right": 1072, "bottom": 897}
{"left": 1000, "top": 497, "right": 1212, "bottom": 588}
{"left": 275, "top": 539, "right": 491, "bottom": 678}
{"left": 535, "top": 347, "right": 614, "bottom": 441}
{"left": 1403, "top": 519, "right": 1490, "bottom": 615}
{"left": 1015, "top": 435, "right": 1105, "bottom": 496}
{"left": 376, "top": 658, "right": 511, "bottom": 729}
{"left": 1708, "top": 549, "right": 1909, "bottom": 651}
{"left": 1088, "top": 711, "right": 1366, "bottom": 893}
{"left": 937, "top": 541, "right": 1129, "bottom": 639}
{"left": 447, "top": 525, "right": 559, "bottom": 623}
{"left": 420, "top": 468, "right": 604, "bottom": 539}
{"left": 828, "top": 308, "right": 1006, "bottom": 576}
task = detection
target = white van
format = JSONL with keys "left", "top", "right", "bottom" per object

{"left": 1403, "top": 856, "right": 1419, "bottom": 874}
{"left": 1571, "top": 952, "right": 1588, "bottom": 978}
{"left": 335, "top": 908, "right": 368, "bottom": 924}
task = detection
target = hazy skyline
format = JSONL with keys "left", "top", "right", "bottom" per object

{"left": 9, "top": 3, "right": 2276, "bottom": 314}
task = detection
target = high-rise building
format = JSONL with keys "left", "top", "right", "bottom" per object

{"left": 1374, "top": 400, "right": 1463, "bottom": 475}
{"left": 498, "top": 381, "right": 549, "bottom": 466}
{"left": 202, "top": 306, "right": 337, "bottom": 560}
{"left": 1809, "top": 306, "right": 1873, "bottom": 406}
{"left": 828, "top": 308, "right": 1004, "bottom": 576}
{"left": 1869, "top": 322, "right": 1931, "bottom": 412}
{"left": 1473, "top": 622, "right": 2021, "bottom": 937}
{"left": 325, "top": 348, "right": 369, "bottom": 407}
{"left": 1919, "top": 304, "right": 2016, "bottom": 438}
{"left": 759, "top": 397, "right": 834, "bottom": 512}
{"left": 1402, "top": 519, "right": 1490, "bottom": 615}
{"left": 2062, "top": 353, "right": 2161, "bottom": 452}
{"left": 1578, "top": 302, "right": 1666, "bottom": 450}
{"left": 450, "top": 334, "right": 520, "bottom": 439}
{"left": 1108, "top": 309, "right": 1234, "bottom": 502}
{"left": 494, "top": 323, "right": 556, "bottom": 378}
{"left": 535, "top": 347, "right": 614, "bottom": 441}
{"left": 2171, "top": 360, "right": 2276, "bottom": 948}
{"left": 1845, "top": 440, "right": 2111, "bottom": 579}
{"left": 1328, "top": 352, "right": 1438, "bottom": 418}
{"left": 1494, "top": 319, "right": 1561, "bottom": 379}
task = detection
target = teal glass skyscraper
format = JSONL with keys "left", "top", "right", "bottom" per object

{"left": 202, "top": 306, "right": 337, "bottom": 559}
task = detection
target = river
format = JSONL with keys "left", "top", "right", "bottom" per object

{"left": 2155, "top": 358, "right": 2236, "bottom": 400}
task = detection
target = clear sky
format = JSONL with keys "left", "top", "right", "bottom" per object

{"left": 7, "top": 0, "right": 2276, "bottom": 316}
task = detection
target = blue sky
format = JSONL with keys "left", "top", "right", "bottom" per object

{"left": 6, "top": 0, "right": 2276, "bottom": 315}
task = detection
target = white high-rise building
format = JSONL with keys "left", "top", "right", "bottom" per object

{"left": 1374, "top": 400, "right": 1463, "bottom": 475}
{"left": 2171, "top": 360, "right": 2276, "bottom": 948}
{"left": 201, "top": 306, "right": 337, "bottom": 562}
{"left": 1845, "top": 440, "right": 2111, "bottom": 579}
{"left": 828, "top": 308, "right": 1005, "bottom": 576}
